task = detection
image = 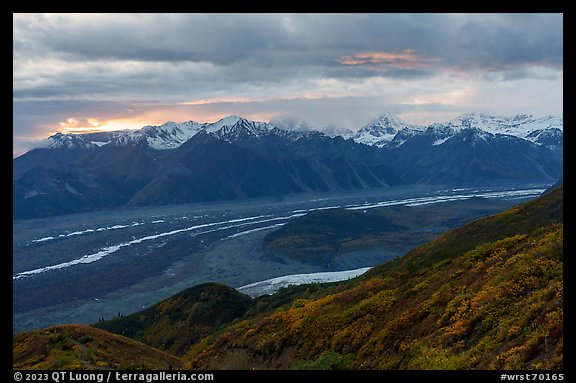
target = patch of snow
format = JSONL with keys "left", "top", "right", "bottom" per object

{"left": 450, "top": 113, "right": 563, "bottom": 144}
{"left": 31, "top": 236, "right": 55, "bottom": 243}
{"left": 91, "top": 141, "right": 110, "bottom": 147}
{"left": 24, "top": 190, "right": 46, "bottom": 199}
{"left": 433, "top": 137, "right": 450, "bottom": 146}
{"left": 226, "top": 223, "right": 286, "bottom": 239}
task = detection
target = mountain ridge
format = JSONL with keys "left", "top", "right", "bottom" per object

{"left": 13, "top": 187, "right": 563, "bottom": 370}
{"left": 28, "top": 112, "right": 563, "bottom": 154}
{"left": 13, "top": 112, "right": 562, "bottom": 219}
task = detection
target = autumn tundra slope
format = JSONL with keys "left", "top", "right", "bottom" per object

{"left": 14, "top": 187, "right": 563, "bottom": 369}
{"left": 13, "top": 324, "right": 184, "bottom": 370}
{"left": 188, "top": 186, "right": 563, "bottom": 369}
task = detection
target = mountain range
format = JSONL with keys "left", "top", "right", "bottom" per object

{"left": 14, "top": 185, "right": 563, "bottom": 369}
{"left": 353, "top": 112, "right": 563, "bottom": 149}
{"left": 13, "top": 113, "right": 562, "bottom": 219}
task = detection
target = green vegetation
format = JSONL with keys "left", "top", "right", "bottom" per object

{"left": 14, "top": 188, "right": 563, "bottom": 370}
{"left": 264, "top": 198, "right": 517, "bottom": 265}
{"left": 190, "top": 188, "right": 563, "bottom": 369}
{"left": 264, "top": 208, "right": 397, "bottom": 264}
{"left": 13, "top": 324, "right": 183, "bottom": 369}
{"left": 93, "top": 283, "right": 252, "bottom": 356}
{"left": 290, "top": 351, "right": 354, "bottom": 370}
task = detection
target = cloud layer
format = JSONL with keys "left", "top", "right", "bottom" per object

{"left": 13, "top": 13, "right": 563, "bottom": 156}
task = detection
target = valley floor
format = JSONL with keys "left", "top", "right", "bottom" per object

{"left": 13, "top": 183, "right": 547, "bottom": 332}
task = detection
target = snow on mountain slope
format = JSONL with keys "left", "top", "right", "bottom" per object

{"left": 41, "top": 122, "right": 204, "bottom": 151}
{"left": 118, "top": 121, "right": 204, "bottom": 149}
{"left": 352, "top": 112, "right": 563, "bottom": 149}
{"left": 353, "top": 112, "right": 425, "bottom": 147}
{"left": 207, "top": 116, "right": 272, "bottom": 141}
{"left": 450, "top": 113, "right": 563, "bottom": 141}
{"left": 36, "top": 112, "right": 563, "bottom": 154}
{"left": 40, "top": 116, "right": 274, "bottom": 151}
{"left": 41, "top": 132, "right": 105, "bottom": 150}
{"left": 204, "top": 115, "right": 244, "bottom": 132}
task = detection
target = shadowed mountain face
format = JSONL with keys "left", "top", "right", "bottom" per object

{"left": 127, "top": 131, "right": 402, "bottom": 206}
{"left": 13, "top": 121, "right": 400, "bottom": 219}
{"left": 380, "top": 128, "right": 561, "bottom": 185}
{"left": 14, "top": 114, "right": 562, "bottom": 219}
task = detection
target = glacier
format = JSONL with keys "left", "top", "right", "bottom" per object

{"left": 237, "top": 267, "right": 372, "bottom": 297}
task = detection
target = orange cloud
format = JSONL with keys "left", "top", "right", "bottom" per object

{"left": 339, "top": 50, "right": 441, "bottom": 69}
{"left": 55, "top": 117, "right": 150, "bottom": 134}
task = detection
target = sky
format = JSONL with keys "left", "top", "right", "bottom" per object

{"left": 13, "top": 13, "right": 563, "bottom": 157}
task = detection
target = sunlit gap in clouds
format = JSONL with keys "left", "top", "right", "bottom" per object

{"left": 399, "top": 87, "right": 476, "bottom": 107}
{"left": 53, "top": 111, "right": 282, "bottom": 136}
{"left": 339, "top": 50, "right": 443, "bottom": 70}
{"left": 57, "top": 117, "right": 137, "bottom": 133}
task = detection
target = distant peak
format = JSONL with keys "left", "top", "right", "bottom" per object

{"left": 216, "top": 115, "right": 245, "bottom": 125}
{"left": 371, "top": 111, "right": 405, "bottom": 124}
{"left": 360, "top": 112, "right": 421, "bottom": 133}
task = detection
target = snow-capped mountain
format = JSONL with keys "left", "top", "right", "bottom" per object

{"left": 38, "top": 115, "right": 276, "bottom": 152}
{"left": 36, "top": 112, "right": 564, "bottom": 154}
{"left": 353, "top": 112, "right": 425, "bottom": 148}
{"left": 352, "top": 112, "right": 563, "bottom": 150}
{"left": 13, "top": 112, "right": 563, "bottom": 219}
{"left": 114, "top": 121, "right": 204, "bottom": 150}
{"left": 207, "top": 116, "right": 273, "bottom": 142}
{"left": 14, "top": 115, "right": 401, "bottom": 218}
{"left": 448, "top": 113, "right": 563, "bottom": 148}
{"left": 39, "top": 115, "right": 320, "bottom": 153}
{"left": 41, "top": 131, "right": 115, "bottom": 150}
{"left": 38, "top": 122, "right": 202, "bottom": 151}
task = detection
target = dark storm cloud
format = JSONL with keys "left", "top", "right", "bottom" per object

{"left": 14, "top": 14, "right": 562, "bottom": 86}
{"left": 454, "top": 14, "right": 563, "bottom": 69}
{"left": 14, "top": 14, "right": 297, "bottom": 64}
{"left": 12, "top": 13, "right": 563, "bottom": 157}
